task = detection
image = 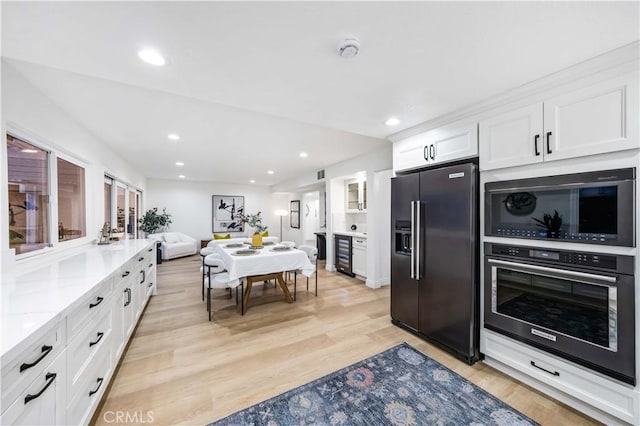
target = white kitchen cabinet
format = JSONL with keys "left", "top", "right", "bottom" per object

{"left": 352, "top": 237, "right": 367, "bottom": 278}
{"left": 480, "top": 71, "right": 639, "bottom": 171}
{"left": 1, "top": 351, "right": 67, "bottom": 426}
{"left": 346, "top": 179, "right": 367, "bottom": 212}
{"left": 393, "top": 119, "right": 478, "bottom": 173}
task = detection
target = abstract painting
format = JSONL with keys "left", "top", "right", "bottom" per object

{"left": 212, "top": 195, "right": 244, "bottom": 233}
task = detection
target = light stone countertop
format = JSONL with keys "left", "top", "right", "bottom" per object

{"left": 332, "top": 231, "right": 368, "bottom": 238}
{"left": 1, "top": 239, "right": 154, "bottom": 363}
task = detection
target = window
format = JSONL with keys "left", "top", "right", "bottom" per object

{"left": 104, "top": 177, "right": 113, "bottom": 227}
{"left": 57, "top": 157, "right": 86, "bottom": 242}
{"left": 116, "top": 184, "right": 126, "bottom": 234}
{"left": 7, "top": 135, "right": 50, "bottom": 254}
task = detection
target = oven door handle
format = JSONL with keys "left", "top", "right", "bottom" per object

{"left": 487, "top": 259, "right": 617, "bottom": 283}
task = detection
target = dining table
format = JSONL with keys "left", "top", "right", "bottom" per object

{"left": 214, "top": 242, "right": 315, "bottom": 313}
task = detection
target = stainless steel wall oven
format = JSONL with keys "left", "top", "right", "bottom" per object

{"left": 484, "top": 243, "right": 635, "bottom": 385}
{"left": 485, "top": 168, "right": 635, "bottom": 246}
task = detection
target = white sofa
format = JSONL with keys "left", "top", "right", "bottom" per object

{"left": 149, "top": 232, "right": 198, "bottom": 260}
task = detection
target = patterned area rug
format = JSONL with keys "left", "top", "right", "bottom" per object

{"left": 210, "top": 343, "right": 538, "bottom": 425}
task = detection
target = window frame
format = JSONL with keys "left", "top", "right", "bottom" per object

{"left": 7, "top": 128, "right": 91, "bottom": 260}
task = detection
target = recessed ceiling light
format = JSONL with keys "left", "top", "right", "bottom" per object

{"left": 178, "top": 175, "right": 185, "bottom": 179}
{"left": 138, "top": 49, "right": 166, "bottom": 66}
{"left": 385, "top": 117, "right": 400, "bottom": 126}
{"left": 20, "top": 149, "right": 38, "bottom": 153}
{"left": 299, "top": 152, "right": 308, "bottom": 158}
{"left": 168, "top": 133, "right": 180, "bottom": 141}
{"left": 175, "top": 161, "right": 184, "bottom": 166}
{"left": 267, "top": 170, "right": 274, "bottom": 175}
{"left": 249, "top": 179, "right": 256, "bottom": 183}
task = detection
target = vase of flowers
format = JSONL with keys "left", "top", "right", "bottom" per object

{"left": 239, "top": 211, "right": 268, "bottom": 247}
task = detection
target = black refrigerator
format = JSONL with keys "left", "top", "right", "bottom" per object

{"left": 390, "top": 160, "right": 480, "bottom": 364}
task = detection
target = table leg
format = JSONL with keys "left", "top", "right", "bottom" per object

{"left": 276, "top": 272, "right": 294, "bottom": 303}
{"left": 243, "top": 279, "right": 254, "bottom": 314}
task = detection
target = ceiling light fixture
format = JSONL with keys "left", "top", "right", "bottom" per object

{"left": 20, "top": 149, "right": 38, "bottom": 153}
{"left": 249, "top": 179, "right": 256, "bottom": 183}
{"left": 299, "top": 152, "right": 308, "bottom": 158}
{"left": 167, "top": 133, "right": 180, "bottom": 141}
{"left": 267, "top": 170, "right": 274, "bottom": 175}
{"left": 385, "top": 117, "right": 400, "bottom": 126}
{"left": 337, "top": 37, "right": 361, "bottom": 58}
{"left": 175, "top": 161, "right": 184, "bottom": 166}
{"left": 178, "top": 175, "right": 185, "bottom": 179}
{"left": 138, "top": 49, "right": 166, "bottom": 66}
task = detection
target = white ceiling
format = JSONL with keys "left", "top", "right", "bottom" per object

{"left": 2, "top": 1, "right": 638, "bottom": 186}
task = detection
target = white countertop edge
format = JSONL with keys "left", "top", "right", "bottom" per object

{"left": 1, "top": 239, "right": 155, "bottom": 364}
{"left": 332, "top": 231, "right": 368, "bottom": 238}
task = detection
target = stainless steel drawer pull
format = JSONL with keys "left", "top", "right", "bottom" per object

{"left": 24, "top": 373, "right": 56, "bottom": 404}
{"left": 19, "top": 345, "right": 53, "bottom": 372}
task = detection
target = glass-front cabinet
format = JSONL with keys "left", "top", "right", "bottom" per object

{"left": 346, "top": 179, "right": 366, "bottom": 213}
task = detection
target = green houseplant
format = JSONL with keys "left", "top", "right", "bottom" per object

{"left": 138, "top": 207, "right": 172, "bottom": 235}
{"left": 239, "top": 211, "right": 268, "bottom": 247}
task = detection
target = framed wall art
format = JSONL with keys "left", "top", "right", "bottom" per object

{"left": 212, "top": 195, "right": 244, "bottom": 233}
{"left": 290, "top": 200, "right": 300, "bottom": 229}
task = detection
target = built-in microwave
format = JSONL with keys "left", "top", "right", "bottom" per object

{"left": 485, "top": 168, "right": 635, "bottom": 247}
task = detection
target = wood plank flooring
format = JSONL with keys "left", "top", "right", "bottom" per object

{"left": 92, "top": 255, "right": 598, "bottom": 425}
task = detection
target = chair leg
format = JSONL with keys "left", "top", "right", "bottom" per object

{"left": 294, "top": 271, "right": 297, "bottom": 301}
{"left": 240, "top": 282, "right": 245, "bottom": 315}
{"left": 201, "top": 257, "right": 205, "bottom": 301}
{"left": 207, "top": 286, "right": 211, "bottom": 321}
{"left": 228, "top": 288, "right": 232, "bottom": 299}
{"left": 315, "top": 271, "right": 318, "bottom": 296}
{"left": 307, "top": 276, "right": 309, "bottom": 291}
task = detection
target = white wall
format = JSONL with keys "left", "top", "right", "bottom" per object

{"left": 145, "top": 179, "right": 276, "bottom": 241}
{"left": 1, "top": 61, "right": 146, "bottom": 271}
{"left": 368, "top": 169, "right": 392, "bottom": 288}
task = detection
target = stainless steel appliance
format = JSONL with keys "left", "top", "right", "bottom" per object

{"left": 484, "top": 242, "right": 635, "bottom": 385}
{"left": 485, "top": 168, "right": 635, "bottom": 246}
{"left": 391, "top": 161, "right": 480, "bottom": 364}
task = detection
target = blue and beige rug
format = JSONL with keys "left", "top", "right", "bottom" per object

{"left": 210, "top": 343, "right": 538, "bottom": 425}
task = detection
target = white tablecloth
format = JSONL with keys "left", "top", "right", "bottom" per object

{"left": 215, "top": 244, "right": 315, "bottom": 285}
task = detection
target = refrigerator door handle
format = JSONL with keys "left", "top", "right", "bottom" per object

{"left": 410, "top": 201, "right": 415, "bottom": 279}
{"left": 416, "top": 201, "right": 421, "bottom": 280}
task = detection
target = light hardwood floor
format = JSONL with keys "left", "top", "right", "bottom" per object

{"left": 92, "top": 255, "right": 599, "bottom": 425}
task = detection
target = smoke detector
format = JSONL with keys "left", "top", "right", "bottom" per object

{"left": 337, "top": 38, "right": 360, "bottom": 58}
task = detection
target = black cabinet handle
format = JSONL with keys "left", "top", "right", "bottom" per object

{"left": 423, "top": 145, "right": 429, "bottom": 161}
{"left": 20, "top": 345, "right": 53, "bottom": 372}
{"left": 124, "top": 288, "right": 131, "bottom": 307}
{"left": 148, "top": 282, "right": 153, "bottom": 288}
{"left": 89, "top": 332, "right": 104, "bottom": 348}
{"left": 534, "top": 134, "right": 540, "bottom": 156}
{"left": 429, "top": 144, "right": 435, "bottom": 160}
{"left": 148, "top": 263, "right": 153, "bottom": 268}
{"left": 24, "top": 373, "right": 56, "bottom": 404}
{"left": 531, "top": 361, "right": 559, "bottom": 376}
{"left": 89, "top": 377, "right": 104, "bottom": 397}
{"left": 148, "top": 248, "right": 153, "bottom": 252}
{"left": 89, "top": 296, "right": 104, "bottom": 309}
{"left": 140, "top": 270, "right": 146, "bottom": 284}
{"left": 122, "top": 271, "right": 130, "bottom": 277}
{"left": 138, "top": 256, "right": 144, "bottom": 262}
{"left": 546, "top": 131, "right": 552, "bottom": 154}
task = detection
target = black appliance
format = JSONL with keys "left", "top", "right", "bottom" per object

{"left": 335, "top": 234, "right": 353, "bottom": 277}
{"left": 485, "top": 168, "right": 635, "bottom": 246}
{"left": 485, "top": 242, "right": 635, "bottom": 385}
{"left": 391, "top": 161, "right": 480, "bottom": 364}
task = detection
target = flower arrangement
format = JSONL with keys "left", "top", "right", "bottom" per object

{"left": 239, "top": 211, "right": 268, "bottom": 234}
{"left": 138, "top": 207, "right": 172, "bottom": 234}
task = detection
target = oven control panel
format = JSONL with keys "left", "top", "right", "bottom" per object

{"left": 489, "top": 244, "right": 619, "bottom": 270}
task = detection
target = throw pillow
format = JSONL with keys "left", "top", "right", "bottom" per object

{"left": 164, "top": 232, "right": 180, "bottom": 244}
{"left": 213, "top": 233, "right": 231, "bottom": 240}
{"left": 262, "top": 231, "right": 269, "bottom": 237}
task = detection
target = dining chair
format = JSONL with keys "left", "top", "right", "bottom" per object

{"left": 203, "top": 254, "right": 243, "bottom": 321}
{"left": 200, "top": 247, "right": 222, "bottom": 301}
{"left": 293, "top": 245, "right": 318, "bottom": 301}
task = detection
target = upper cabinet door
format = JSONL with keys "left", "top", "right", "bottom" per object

{"left": 543, "top": 72, "right": 639, "bottom": 162}
{"left": 429, "top": 119, "right": 478, "bottom": 166}
{"left": 479, "top": 103, "right": 544, "bottom": 171}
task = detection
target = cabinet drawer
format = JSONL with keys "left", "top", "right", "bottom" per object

{"left": 67, "top": 339, "right": 113, "bottom": 426}
{"left": 1, "top": 322, "right": 64, "bottom": 410}
{"left": 67, "top": 308, "right": 113, "bottom": 396}
{"left": 1, "top": 351, "right": 66, "bottom": 425}
{"left": 483, "top": 330, "right": 637, "bottom": 424}
{"left": 66, "top": 277, "right": 113, "bottom": 341}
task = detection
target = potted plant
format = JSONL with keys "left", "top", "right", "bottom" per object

{"left": 239, "top": 211, "right": 268, "bottom": 247}
{"left": 138, "top": 207, "right": 172, "bottom": 236}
